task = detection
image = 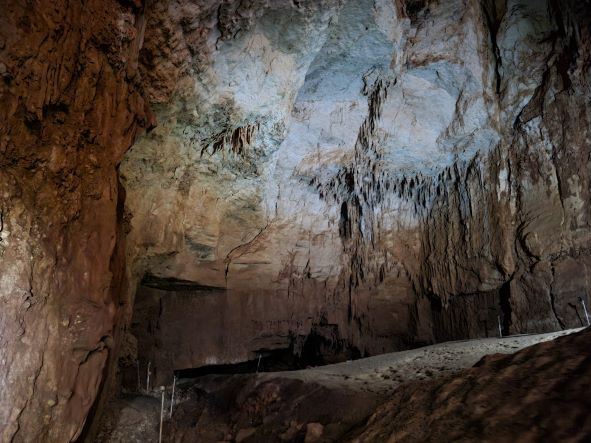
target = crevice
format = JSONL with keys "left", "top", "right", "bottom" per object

{"left": 499, "top": 279, "right": 512, "bottom": 335}
{"left": 142, "top": 274, "right": 225, "bottom": 292}
{"left": 482, "top": 2, "right": 505, "bottom": 96}
{"left": 550, "top": 264, "right": 566, "bottom": 330}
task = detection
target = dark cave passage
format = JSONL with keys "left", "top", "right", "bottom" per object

{"left": 122, "top": 275, "right": 364, "bottom": 390}
{"left": 173, "top": 335, "right": 361, "bottom": 379}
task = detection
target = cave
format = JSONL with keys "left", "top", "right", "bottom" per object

{"left": 1, "top": 0, "right": 591, "bottom": 442}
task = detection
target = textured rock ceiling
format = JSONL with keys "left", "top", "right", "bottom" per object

{"left": 123, "top": 0, "right": 498, "bottom": 287}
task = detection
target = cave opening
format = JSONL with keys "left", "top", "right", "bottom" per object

{"left": 173, "top": 330, "right": 362, "bottom": 380}
{"left": 121, "top": 274, "right": 364, "bottom": 392}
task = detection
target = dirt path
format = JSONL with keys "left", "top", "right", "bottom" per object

{"left": 267, "top": 328, "right": 583, "bottom": 396}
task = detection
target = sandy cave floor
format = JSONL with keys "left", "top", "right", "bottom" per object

{"left": 268, "top": 328, "right": 584, "bottom": 395}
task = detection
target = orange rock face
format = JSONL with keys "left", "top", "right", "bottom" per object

{"left": 0, "top": 1, "right": 152, "bottom": 440}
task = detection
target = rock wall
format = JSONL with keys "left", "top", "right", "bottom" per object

{"left": 0, "top": 1, "right": 152, "bottom": 441}
{"left": 417, "top": 0, "right": 591, "bottom": 335}
{"left": 119, "top": 0, "right": 591, "bottom": 383}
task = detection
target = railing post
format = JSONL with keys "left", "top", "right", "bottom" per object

{"left": 169, "top": 375, "right": 176, "bottom": 419}
{"left": 580, "top": 297, "right": 590, "bottom": 326}
{"left": 159, "top": 386, "right": 165, "bottom": 443}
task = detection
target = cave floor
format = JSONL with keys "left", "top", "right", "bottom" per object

{"left": 268, "top": 328, "right": 583, "bottom": 395}
{"left": 95, "top": 328, "right": 582, "bottom": 442}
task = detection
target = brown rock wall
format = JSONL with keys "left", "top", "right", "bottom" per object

{"left": 0, "top": 1, "right": 151, "bottom": 440}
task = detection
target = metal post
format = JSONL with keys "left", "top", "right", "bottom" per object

{"left": 580, "top": 297, "right": 590, "bottom": 326}
{"left": 169, "top": 376, "right": 176, "bottom": 419}
{"left": 146, "top": 361, "right": 151, "bottom": 392}
{"left": 159, "top": 386, "right": 165, "bottom": 443}
{"left": 136, "top": 360, "right": 141, "bottom": 392}
{"left": 497, "top": 315, "right": 502, "bottom": 337}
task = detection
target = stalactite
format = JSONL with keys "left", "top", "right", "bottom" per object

{"left": 201, "top": 123, "right": 259, "bottom": 157}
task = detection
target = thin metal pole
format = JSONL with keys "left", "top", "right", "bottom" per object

{"left": 146, "top": 361, "right": 151, "bottom": 392}
{"left": 159, "top": 386, "right": 165, "bottom": 443}
{"left": 169, "top": 376, "right": 176, "bottom": 419}
{"left": 497, "top": 315, "right": 503, "bottom": 338}
{"left": 136, "top": 360, "right": 141, "bottom": 392}
{"left": 580, "top": 297, "right": 590, "bottom": 326}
